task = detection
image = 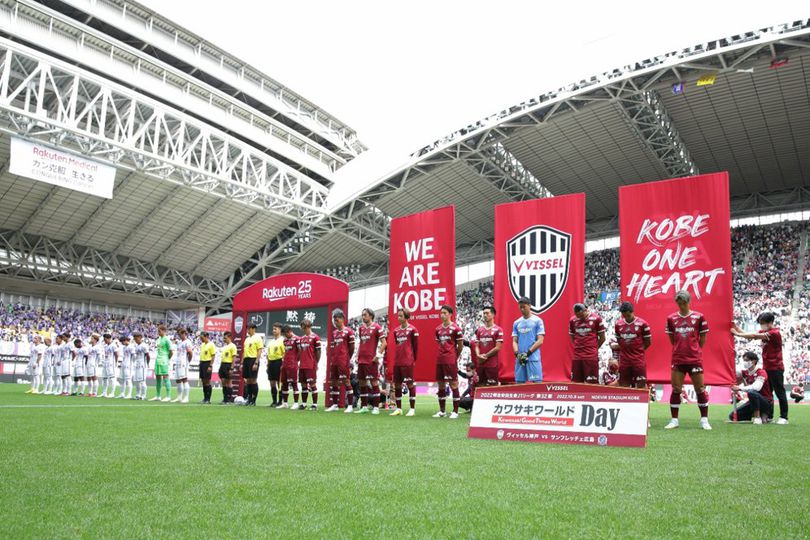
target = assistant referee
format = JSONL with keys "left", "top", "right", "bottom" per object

{"left": 242, "top": 324, "right": 264, "bottom": 406}
{"left": 219, "top": 331, "right": 237, "bottom": 404}
{"left": 266, "top": 322, "right": 285, "bottom": 407}
{"left": 198, "top": 332, "right": 216, "bottom": 404}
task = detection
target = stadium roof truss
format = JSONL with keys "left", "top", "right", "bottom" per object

{"left": 235, "top": 19, "right": 810, "bottom": 294}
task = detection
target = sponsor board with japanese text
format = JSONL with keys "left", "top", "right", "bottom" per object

{"left": 468, "top": 382, "right": 649, "bottom": 447}
{"left": 10, "top": 136, "right": 117, "bottom": 198}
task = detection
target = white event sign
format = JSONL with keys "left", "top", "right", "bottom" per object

{"left": 10, "top": 136, "right": 116, "bottom": 199}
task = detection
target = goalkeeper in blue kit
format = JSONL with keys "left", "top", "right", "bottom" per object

{"left": 511, "top": 296, "right": 545, "bottom": 383}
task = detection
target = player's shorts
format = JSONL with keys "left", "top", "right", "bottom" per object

{"left": 119, "top": 363, "right": 131, "bottom": 381}
{"left": 298, "top": 367, "right": 316, "bottom": 385}
{"left": 619, "top": 363, "right": 646, "bottom": 386}
{"left": 43, "top": 359, "right": 52, "bottom": 375}
{"left": 199, "top": 361, "right": 212, "bottom": 380}
{"left": 281, "top": 363, "right": 298, "bottom": 384}
{"left": 266, "top": 359, "right": 282, "bottom": 381}
{"left": 242, "top": 358, "right": 257, "bottom": 378}
{"left": 132, "top": 364, "right": 145, "bottom": 383}
{"left": 435, "top": 363, "right": 456, "bottom": 382}
{"left": 154, "top": 361, "right": 169, "bottom": 376}
{"left": 392, "top": 365, "right": 414, "bottom": 385}
{"left": 357, "top": 362, "right": 379, "bottom": 381}
{"left": 515, "top": 360, "right": 543, "bottom": 383}
{"left": 218, "top": 362, "right": 232, "bottom": 379}
{"left": 72, "top": 363, "right": 84, "bottom": 378}
{"left": 329, "top": 363, "right": 350, "bottom": 381}
{"left": 102, "top": 361, "right": 115, "bottom": 379}
{"left": 175, "top": 360, "right": 188, "bottom": 380}
{"left": 476, "top": 364, "right": 499, "bottom": 386}
{"left": 85, "top": 361, "right": 97, "bottom": 378}
{"left": 571, "top": 358, "right": 599, "bottom": 384}
{"left": 672, "top": 363, "right": 703, "bottom": 375}
{"left": 60, "top": 360, "right": 71, "bottom": 377}
{"left": 27, "top": 362, "right": 40, "bottom": 376}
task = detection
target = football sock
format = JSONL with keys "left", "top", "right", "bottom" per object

{"left": 438, "top": 385, "right": 446, "bottom": 413}
{"left": 452, "top": 387, "right": 460, "bottom": 413}
{"left": 395, "top": 386, "right": 402, "bottom": 409}
{"left": 311, "top": 387, "right": 318, "bottom": 405}
{"left": 697, "top": 390, "right": 709, "bottom": 418}
{"left": 371, "top": 382, "right": 381, "bottom": 407}
{"left": 670, "top": 391, "right": 681, "bottom": 419}
{"left": 271, "top": 386, "right": 278, "bottom": 405}
{"left": 409, "top": 385, "right": 416, "bottom": 410}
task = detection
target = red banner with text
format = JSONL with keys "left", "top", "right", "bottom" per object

{"left": 494, "top": 194, "right": 585, "bottom": 382}
{"left": 619, "top": 173, "right": 734, "bottom": 385}
{"left": 388, "top": 206, "right": 456, "bottom": 382}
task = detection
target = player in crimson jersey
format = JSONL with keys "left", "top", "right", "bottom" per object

{"left": 297, "top": 320, "right": 321, "bottom": 410}
{"left": 434, "top": 305, "right": 464, "bottom": 419}
{"left": 473, "top": 305, "right": 503, "bottom": 387}
{"left": 355, "top": 308, "right": 387, "bottom": 415}
{"left": 730, "top": 351, "right": 773, "bottom": 424}
{"left": 390, "top": 308, "right": 419, "bottom": 416}
{"left": 664, "top": 290, "right": 711, "bottom": 430}
{"left": 569, "top": 304, "right": 605, "bottom": 384}
{"left": 276, "top": 325, "right": 301, "bottom": 409}
{"left": 731, "top": 312, "right": 788, "bottom": 424}
{"left": 325, "top": 309, "right": 356, "bottom": 413}
{"left": 613, "top": 302, "right": 652, "bottom": 388}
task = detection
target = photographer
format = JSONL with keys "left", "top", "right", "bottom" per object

{"left": 730, "top": 352, "right": 773, "bottom": 425}
{"left": 457, "top": 360, "right": 479, "bottom": 412}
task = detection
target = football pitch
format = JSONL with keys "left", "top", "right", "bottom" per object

{"left": 1, "top": 384, "right": 807, "bottom": 539}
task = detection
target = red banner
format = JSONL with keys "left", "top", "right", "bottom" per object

{"left": 494, "top": 194, "right": 585, "bottom": 382}
{"left": 619, "top": 173, "right": 734, "bottom": 385}
{"left": 388, "top": 206, "right": 456, "bottom": 382}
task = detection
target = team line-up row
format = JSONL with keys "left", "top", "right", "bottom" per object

{"left": 23, "top": 290, "right": 790, "bottom": 426}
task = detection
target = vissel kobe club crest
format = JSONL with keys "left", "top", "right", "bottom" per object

{"left": 507, "top": 225, "right": 571, "bottom": 313}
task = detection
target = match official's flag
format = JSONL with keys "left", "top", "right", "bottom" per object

{"left": 387, "top": 206, "right": 456, "bottom": 382}
{"left": 619, "top": 173, "right": 734, "bottom": 385}
{"left": 494, "top": 194, "right": 585, "bottom": 382}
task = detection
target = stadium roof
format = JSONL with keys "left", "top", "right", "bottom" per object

{"left": 1, "top": 12, "right": 809, "bottom": 311}
{"left": 265, "top": 19, "right": 810, "bottom": 292}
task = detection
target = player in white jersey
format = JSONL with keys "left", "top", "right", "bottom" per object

{"left": 46, "top": 335, "right": 63, "bottom": 394}
{"left": 116, "top": 335, "right": 133, "bottom": 399}
{"left": 172, "top": 327, "right": 193, "bottom": 403}
{"left": 25, "top": 335, "right": 46, "bottom": 394}
{"left": 58, "top": 333, "right": 72, "bottom": 395}
{"left": 86, "top": 334, "right": 103, "bottom": 397}
{"left": 99, "top": 334, "right": 119, "bottom": 398}
{"left": 130, "top": 332, "right": 150, "bottom": 400}
{"left": 71, "top": 338, "right": 87, "bottom": 395}
{"left": 39, "top": 337, "right": 54, "bottom": 394}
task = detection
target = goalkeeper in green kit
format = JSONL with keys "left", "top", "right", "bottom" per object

{"left": 150, "top": 324, "right": 173, "bottom": 402}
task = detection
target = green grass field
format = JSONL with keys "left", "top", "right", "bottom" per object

{"left": 1, "top": 383, "right": 807, "bottom": 539}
